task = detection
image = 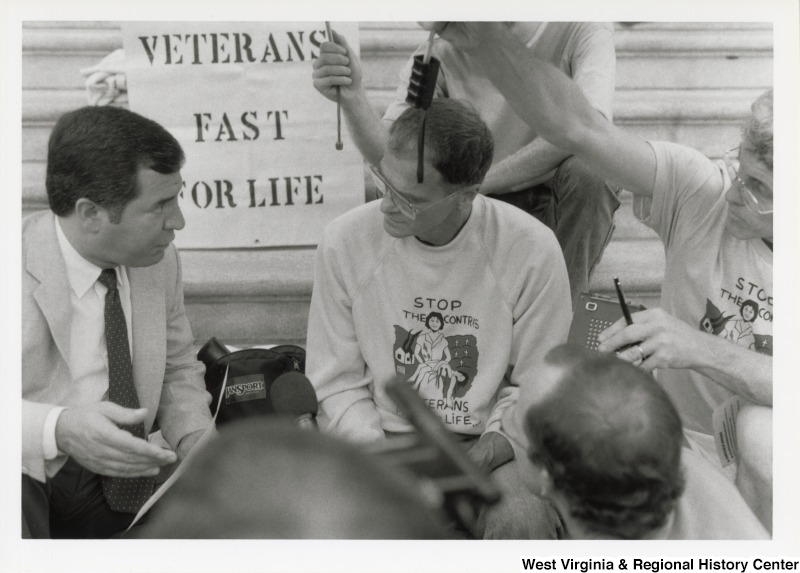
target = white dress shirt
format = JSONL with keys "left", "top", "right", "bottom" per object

{"left": 43, "top": 218, "right": 133, "bottom": 459}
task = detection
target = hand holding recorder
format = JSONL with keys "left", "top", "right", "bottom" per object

{"left": 598, "top": 307, "right": 719, "bottom": 372}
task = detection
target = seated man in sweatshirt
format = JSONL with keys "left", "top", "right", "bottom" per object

{"left": 305, "top": 98, "right": 572, "bottom": 538}
{"left": 313, "top": 23, "right": 619, "bottom": 305}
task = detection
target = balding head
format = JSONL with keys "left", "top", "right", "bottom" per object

{"left": 524, "top": 345, "right": 685, "bottom": 539}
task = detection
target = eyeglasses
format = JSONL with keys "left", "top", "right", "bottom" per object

{"left": 369, "top": 164, "right": 460, "bottom": 221}
{"left": 723, "top": 147, "right": 773, "bottom": 215}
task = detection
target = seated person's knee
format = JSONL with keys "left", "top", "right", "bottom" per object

{"left": 554, "top": 155, "right": 617, "bottom": 201}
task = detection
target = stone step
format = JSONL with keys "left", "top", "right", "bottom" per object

{"left": 179, "top": 247, "right": 315, "bottom": 347}
{"left": 176, "top": 219, "right": 663, "bottom": 302}
{"left": 23, "top": 51, "right": 771, "bottom": 109}
{"left": 19, "top": 147, "right": 723, "bottom": 247}
{"left": 589, "top": 238, "right": 664, "bottom": 308}
{"left": 22, "top": 88, "right": 762, "bottom": 161}
{"left": 19, "top": 91, "right": 756, "bottom": 166}
{"left": 176, "top": 235, "right": 663, "bottom": 348}
{"left": 21, "top": 82, "right": 765, "bottom": 128}
{"left": 19, "top": 201, "right": 662, "bottom": 348}
{"left": 361, "top": 25, "right": 772, "bottom": 92}
{"left": 22, "top": 86, "right": 760, "bottom": 215}
{"left": 22, "top": 22, "right": 772, "bottom": 93}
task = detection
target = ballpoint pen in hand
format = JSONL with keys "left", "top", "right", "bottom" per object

{"left": 614, "top": 276, "right": 634, "bottom": 326}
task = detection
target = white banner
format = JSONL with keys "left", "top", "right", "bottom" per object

{"left": 121, "top": 22, "right": 364, "bottom": 248}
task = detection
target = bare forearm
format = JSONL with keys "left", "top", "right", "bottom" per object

{"left": 340, "top": 91, "right": 389, "bottom": 166}
{"left": 600, "top": 308, "right": 771, "bottom": 405}
{"left": 481, "top": 138, "right": 572, "bottom": 194}
{"left": 449, "top": 23, "right": 656, "bottom": 197}
{"left": 694, "top": 335, "right": 772, "bottom": 406}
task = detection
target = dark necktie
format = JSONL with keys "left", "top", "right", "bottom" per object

{"left": 97, "top": 268, "right": 154, "bottom": 513}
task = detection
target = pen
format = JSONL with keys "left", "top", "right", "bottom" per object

{"left": 614, "top": 276, "right": 634, "bottom": 326}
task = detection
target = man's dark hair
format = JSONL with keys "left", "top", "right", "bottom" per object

{"left": 388, "top": 99, "right": 494, "bottom": 187}
{"left": 46, "top": 106, "right": 184, "bottom": 222}
{"left": 139, "top": 418, "right": 450, "bottom": 539}
{"left": 524, "top": 344, "right": 685, "bottom": 539}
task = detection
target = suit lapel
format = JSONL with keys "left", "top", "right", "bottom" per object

{"left": 27, "top": 213, "right": 72, "bottom": 367}
{"left": 129, "top": 265, "right": 166, "bottom": 423}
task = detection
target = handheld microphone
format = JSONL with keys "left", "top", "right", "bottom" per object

{"left": 270, "top": 372, "right": 319, "bottom": 430}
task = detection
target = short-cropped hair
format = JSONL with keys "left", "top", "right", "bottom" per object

{"left": 525, "top": 344, "right": 685, "bottom": 539}
{"left": 387, "top": 99, "right": 494, "bottom": 187}
{"left": 743, "top": 88, "right": 773, "bottom": 169}
{"left": 46, "top": 106, "right": 184, "bottom": 222}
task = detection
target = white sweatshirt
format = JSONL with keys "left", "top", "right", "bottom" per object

{"left": 306, "top": 195, "right": 571, "bottom": 444}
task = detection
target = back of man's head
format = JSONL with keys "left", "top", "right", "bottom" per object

{"left": 140, "top": 419, "right": 450, "bottom": 539}
{"left": 524, "top": 345, "right": 685, "bottom": 539}
{"left": 387, "top": 99, "right": 494, "bottom": 187}
{"left": 46, "top": 106, "right": 184, "bottom": 222}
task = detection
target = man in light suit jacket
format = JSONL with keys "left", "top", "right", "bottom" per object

{"left": 22, "top": 106, "right": 213, "bottom": 538}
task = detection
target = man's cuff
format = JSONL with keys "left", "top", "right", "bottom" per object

{"left": 42, "top": 406, "right": 66, "bottom": 460}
